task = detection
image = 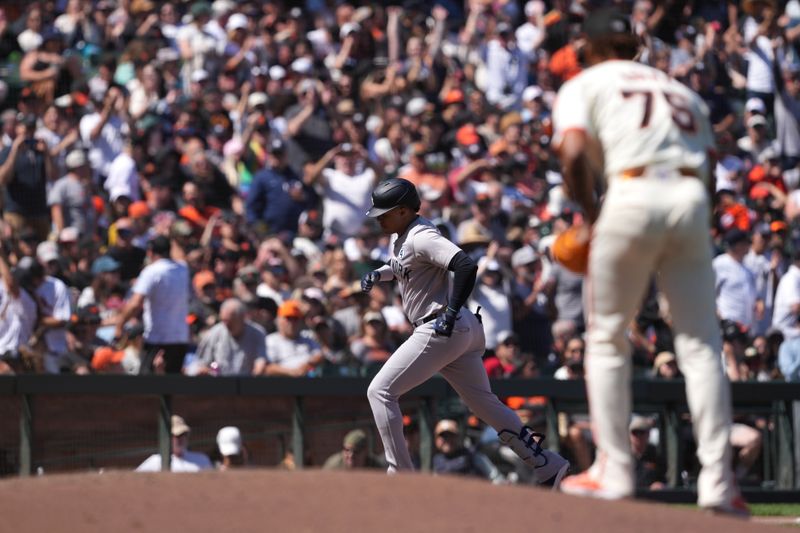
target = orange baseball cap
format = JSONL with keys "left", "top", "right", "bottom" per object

{"left": 443, "top": 89, "right": 464, "bottom": 106}
{"left": 128, "top": 201, "right": 151, "bottom": 219}
{"left": 456, "top": 124, "right": 480, "bottom": 146}
{"left": 91, "top": 347, "right": 125, "bottom": 371}
{"left": 278, "top": 299, "right": 304, "bottom": 318}
{"left": 748, "top": 165, "right": 766, "bottom": 183}
{"left": 193, "top": 270, "right": 215, "bottom": 292}
{"left": 771, "top": 220, "right": 788, "bottom": 232}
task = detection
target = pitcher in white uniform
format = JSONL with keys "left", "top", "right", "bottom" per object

{"left": 551, "top": 8, "right": 746, "bottom": 516}
{"left": 361, "top": 177, "right": 570, "bottom": 486}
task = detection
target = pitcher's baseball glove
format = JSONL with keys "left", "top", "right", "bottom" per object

{"left": 552, "top": 225, "right": 590, "bottom": 274}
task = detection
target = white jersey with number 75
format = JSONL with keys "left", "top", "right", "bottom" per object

{"left": 552, "top": 60, "right": 715, "bottom": 183}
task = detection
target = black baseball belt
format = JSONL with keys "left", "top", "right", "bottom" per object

{"left": 412, "top": 307, "right": 447, "bottom": 328}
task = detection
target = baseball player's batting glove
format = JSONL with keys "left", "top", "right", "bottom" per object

{"left": 361, "top": 271, "right": 379, "bottom": 292}
{"left": 433, "top": 307, "right": 459, "bottom": 337}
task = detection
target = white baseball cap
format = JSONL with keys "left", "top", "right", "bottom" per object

{"left": 36, "top": 241, "right": 59, "bottom": 264}
{"left": 745, "top": 97, "right": 766, "bottom": 115}
{"left": 525, "top": 0, "right": 545, "bottom": 17}
{"left": 247, "top": 92, "right": 269, "bottom": 109}
{"left": 65, "top": 150, "right": 87, "bottom": 169}
{"left": 191, "top": 69, "right": 210, "bottom": 83}
{"left": 291, "top": 57, "right": 313, "bottom": 75}
{"left": 269, "top": 65, "right": 287, "bottom": 81}
{"left": 216, "top": 426, "right": 242, "bottom": 456}
{"left": 511, "top": 246, "right": 539, "bottom": 268}
{"left": 226, "top": 13, "right": 248, "bottom": 32}
{"left": 406, "top": 97, "right": 427, "bottom": 117}
{"left": 522, "top": 85, "right": 543, "bottom": 103}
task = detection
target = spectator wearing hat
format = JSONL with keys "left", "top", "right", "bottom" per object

{"left": 284, "top": 79, "right": 334, "bottom": 175}
{"left": 714, "top": 229, "right": 762, "bottom": 380}
{"left": 628, "top": 415, "right": 666, "bottom": 489}
{"left": 77, "top": 255, "right": 122, "bottom": 325}
{"left": 107, "top": 217, "right": 146, "bottom": 281}
{"left": 456, "top": 193, "right": 506, "bottom": 257}
{"left": 350, "top": 311, "right": 394, "bottom": 377}
{"left": 136, "top": 415, "right": 213, "bottom": 472}
{"left": 469, "top": 253, "right": 512, "bottom": 350}
{"left": 0, "top": 113, "right": 53, "bottom": 241}
{"left": 115, "top": 236, "right": 190, "bottom": 374}
{"left": 485, "top": 22, "right": 530, "bottom": 110}
{"left": 214, "top": 426, "right": 249, "bottom": 470}
{"left": 432, "top": 419, "right": 505, "bottom": 483}
{"left": 264, "top": 300, "right": 323, "bottom": 376}
{"left": 323, "top": 428, "right": 384, "bottom": 470}
{"left": 65, "top": 304, "right": 106, "bottom": 374}
{"left": 510, "top": 245, "right": 552, "bottom": 358}
{"left": 176, "top": 2, "right": 219, "bottom": 87}
{"left": 78, "top": 85, "right": 128, "bottom": 185}
{"left": 737, "top": 113, "right": 773, "bottom": 163}
{"left": 652, "top": 351, "right": 681, "bottom": 379}
{"left": 48, "top": 149, "right": 94, "bottom": 234}
{"left": 195, "top": 298, "right": 267, "bottom": 376}
{"left": 397, "top": 143, "right": 448, "bottom": 202}
{"left": 484, "top": 331, "right": 525, "bottom": 378}
{"left": 246, "top": 138, "right": 315, "bottom": 237}
{"left": 16, "top": 255, "right": 72, "bottom": 374}
{"left": 304, "top": 142, "right": 379, "bottom": 239}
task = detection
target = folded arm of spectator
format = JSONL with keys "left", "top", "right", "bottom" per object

{"left": 114, "top": 292, "right": 145, "bottom": 340}
{"left": 19, "top": 52, "right": 61, "bottom": 83}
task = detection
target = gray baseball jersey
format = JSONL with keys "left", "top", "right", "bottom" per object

{"left": 387, "top": 217, "right": 460, "bottom": 323}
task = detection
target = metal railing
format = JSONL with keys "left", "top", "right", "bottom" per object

{"left": 0, "top": 375, "right": 797, "bottom": 500}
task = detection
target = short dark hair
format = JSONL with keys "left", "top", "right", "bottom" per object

{"left": 148, "top": 236, "right": 171, "bottom": 257}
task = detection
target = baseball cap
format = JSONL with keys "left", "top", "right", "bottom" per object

{"left": 653, "top": 351, "right": 676, "bottom": 372}
{"left": 582, "top": 7, "right": 632, "bottom": 39}
{"left": 629, "top": 415, "right": 654, "bottom": 433}
{"left": 128, "top": 201, "right": 151, "bottom": 219}
{"left": 747, "top": 114, "right": 767, "bottom": 129}
{"left": 343, "top": 429, "right": 367, "bottom": 451}
{"left": 91, "top": 346, "right": 126, "bottom": 371}
{"left": 498, "top": 330, "right": 519, "bottom": 345}
{"left": 91, "top": 255, "right": 121, "bottom": 275}
{"left": 226, "top": 13, "right": 248, "bottom": 32}
{"left": 291, "top": 57, "right": 313, "bottom": 75}
{"left": 724, "top": 228, "right": 750, "bottom": 247}
{"left": 522, "top": 85, "right": 543, "bottom": 103}
{"left": 58, "top": 226, "right": 80, "bottom": 243}
{"left": 36, "top": 241, "right": 59, "bottom": 264}
{"left": 193, "top": 270, "right": 216, "bottom": 292}
{"left": 269, "top": 65, "right": 287, "bottom": 81}
{"left": 278, "top": 299, "right": 304, "bottom": 318}
{"left": 456, "top": 124, "right": 480, "bottom": 146}
{"left": 191, "top": 69, "right": 210, "bottom": 83}
{"left": 511, "top": 246, "right": 539, "bottom": 268}
{"left": 443, "top": 89, "right": 464, "bottom": 106}
{"left": 248, "top": 92, "right": 269, "bottom": 110}
{"left": 65, "top": 150, "right": 87, "bottom": 169}
{"left": 363, "top": 311, "right": 385, "bottom": 324}
{"left": 406, "top": 97, "right": 427, "bottom": 117}
{"left": 171, "top": 415, "right": 191, "bottom": 436}
{"left": 435, "top": 419, "right": 459, "bottom": 436}
{"left": 217, "top": 426, "right": 243, "bottom": 456}
{"left": 745, "top": 97, "right": 766, "bottom": 115}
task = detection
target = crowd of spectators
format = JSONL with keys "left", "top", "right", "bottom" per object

{"left": 0, "top": 0, "right": 799, "bottom": 483}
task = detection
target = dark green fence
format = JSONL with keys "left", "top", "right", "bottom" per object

{"left": 0, "top": 376, "right": 797, "bottom": 501}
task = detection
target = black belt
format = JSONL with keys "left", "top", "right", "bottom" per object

{"left": 412, "top": 307, "right": 447, "bottom": 328}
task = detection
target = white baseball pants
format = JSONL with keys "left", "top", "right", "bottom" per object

{"left": 367, "top": 308, "right": 523, "bottom": 471}
{"left": 585, "top": 175, "right": 735, "bottom": 507}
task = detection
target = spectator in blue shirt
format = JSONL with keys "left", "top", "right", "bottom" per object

{"left": 245, "top": 138, "right": 316, "bottom": 238}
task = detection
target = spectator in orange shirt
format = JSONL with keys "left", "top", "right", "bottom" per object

{"left": 398, "top": 142, "right": 448, "bottom": 201}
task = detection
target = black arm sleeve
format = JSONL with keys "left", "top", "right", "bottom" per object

{"left": 446, "top": 251, "right": 478, "bottom": 313}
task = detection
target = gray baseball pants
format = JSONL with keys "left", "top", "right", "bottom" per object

{"left": 367, "top": 308, "right": 522, "bottom": 471}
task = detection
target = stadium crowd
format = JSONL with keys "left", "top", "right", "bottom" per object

{"left": 0, "top": 0, "right": 799, "bottom": 483}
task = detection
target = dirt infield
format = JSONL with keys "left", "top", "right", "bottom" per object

{"left": 0, "top": 470, "right": 783, "bottom": 533}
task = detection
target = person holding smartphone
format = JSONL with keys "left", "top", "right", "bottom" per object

{"left": 0, "top": 113, "right": 53, "bottom": 241}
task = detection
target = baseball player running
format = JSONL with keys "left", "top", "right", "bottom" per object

{"left": 552, "top": 8, "right": 746, "bottom": 515}
{"left": 362, "top": 177, "right": 569, "bottom": 486}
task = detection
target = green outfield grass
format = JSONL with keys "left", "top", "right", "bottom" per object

{"left": 749, "top": 504, "right": 800, "bottom": 517}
